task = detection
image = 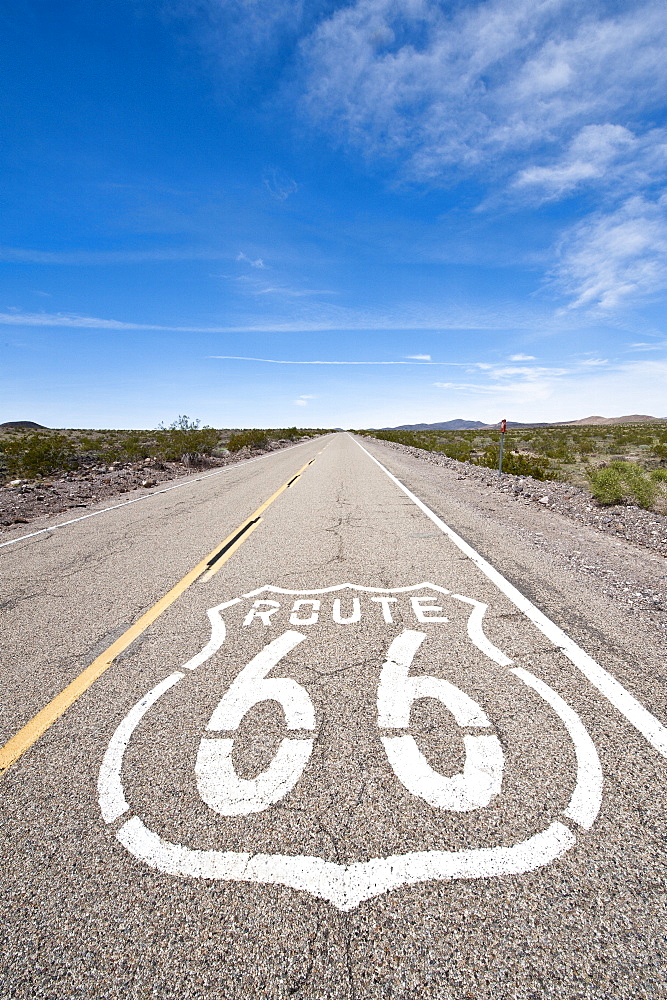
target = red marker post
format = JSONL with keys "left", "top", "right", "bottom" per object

{"left": 498, "top": 419, "right": 507, "bottom": 478}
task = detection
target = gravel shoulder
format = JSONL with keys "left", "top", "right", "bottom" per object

{"left": 364, "top": 436, "right": 667, "bottom": 639}
{"left": 369, "top": 436, "right": 667, "bottom": 557}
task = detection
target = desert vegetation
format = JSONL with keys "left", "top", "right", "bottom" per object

{"left": 358, "top": 422, "right": 667, "bottom": 511}
{"left": 0, "top": 419, "right": 331, "bottom": 482}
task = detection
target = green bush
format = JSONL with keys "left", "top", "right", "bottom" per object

{"left": 156, "top": 415, "right": 220, "bottom": 460}
{"left": 587, "top": 466, "right": 625, "bottom": 505}
{"left": 477, "top": 446, "right": 551, "bottom": 480}
{"left": 227, "top": 429, "right": 270, "bottom": 452}
{"left": 588, "top": 461, "right": 659, "bottom": 508}
{"left": 0, "top": 433, "right": 78, "bottom": 478}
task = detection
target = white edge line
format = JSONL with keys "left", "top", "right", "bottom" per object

{"left": 0, "top": 436, "right": 321, "bottom": 551}
{"left": 351, "top": 435, "right": 667, "bottom": 760}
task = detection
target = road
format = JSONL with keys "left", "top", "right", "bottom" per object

{"left": 1, "top": 432, "right": 666, "bottom": 998}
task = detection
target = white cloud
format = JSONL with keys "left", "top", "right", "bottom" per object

{"left": 0, "top": 311, "right": 166, "bottom": 331}
{"left": 432, "top": 358, "right": 667, "bottom": 421}
{"left": 0, "top": 246, "right": 229, "bottom": 264}
{"left": 0, "top": 309, "right": 530, "bottom": 334}
{"left": 179, "top": 1, "right": 312, "bottom": 82}
{"left": 405, "top": 353, "right": 431, "bottom": 360}
{"left": 294, "top": 398, "right": 308, "bottom": 406}
{"left": 213, "top": 356, "right": 466, "bottom": 365}
{"left": 236, "top": 251, "right": 265, "bottom": 268}
{"left": 553, "top": 194, "right": 667, "bottom": 309}
{"left": 509, "top": 353, "right": 536, "bottom": 360}
{"left": 263, "top": 168, "right": 299, "bottom": 201}
{"left": 513, "top": 124, "right": 667, "bottom": 202}
{"left": 255, "top": 286, "right": 336, "bottom": 297}
{"left": 299, "top": 1, "right": 667, "bottom": 185}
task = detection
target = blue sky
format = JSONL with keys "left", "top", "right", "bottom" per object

{"left": 1, "top": 0, "right": 666, "bottom": 429}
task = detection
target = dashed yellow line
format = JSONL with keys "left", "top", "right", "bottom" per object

{"left": 0, "top": 454, "right": 318, "bottom": 776}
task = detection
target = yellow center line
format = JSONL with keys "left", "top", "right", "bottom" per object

{"left": 0, "top": 453, "right": 319, "bottom": 776}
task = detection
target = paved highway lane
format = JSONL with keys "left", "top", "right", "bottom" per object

{"left": 1, "top": 433, "right": 666, "bottom": 998}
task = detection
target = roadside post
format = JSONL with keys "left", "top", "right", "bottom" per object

{"left": 498, "top": 419, "right": 507, "bottom": 478}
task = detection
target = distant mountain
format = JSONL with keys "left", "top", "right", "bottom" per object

{"left": 373, "top": 414, "right": 665, "bottom": 432}
{"left": 390, "top": 419, "right": 488, "bottom": 430}
{"left": 0, "top": 420, "right": 48, "bottom": 429}
{"left": 561, "top": 414, "right": 666, "bottom": 425}
{"left": 376, "top": 418, "right": 548, "bottom": 431}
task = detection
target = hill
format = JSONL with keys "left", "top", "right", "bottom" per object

{"left": 561, "top": 415, "right": 666, "bottom": 425}
{"left": 390, "top": 419, "right": 488, "bottom": 431}
{"left": 375, "top": 414, "right": 666, "bottom": 431}
{"left": 0, "top": 420, "right": 48, "bottom": 430}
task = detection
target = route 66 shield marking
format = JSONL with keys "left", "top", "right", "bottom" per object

{"left": 98, "top": 583, "right": 603, "bottom": 911}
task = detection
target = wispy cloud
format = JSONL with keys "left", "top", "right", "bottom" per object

{"left": 263, "top": 167, "right": 299, "bottom": 201}
{"left": 512, "top": 125, "right": 667, "bottom": 203}
{"left": 300, "top": 1, "right": 667, "bottom": 185}
{"left": 629, "top": 341, "right": 667, "bottom": 351}
{"left": 178, "top": 1, "right": 313, "bottom": 87}
{"left": 432, "top": 358, "right": 667, "bottom": 420}
{"left": 294, "top": 394, "right": 316, "bottom": 406}
{"left": 255, "top": 286, "right": 336, "bottom": 297}
{"left": 211, "top": 355, "right": 466, "bottom": 365}
{"left": 0, "top": 246, "right": 229, "bottom": 265}
{"left": 0, "top": 311, "right": 166, "bottom": 331}
{"left": 553, "top": 194, "right": 667, "bottom": 309}
{"left": 405, "top": 353, "right": 431, "bottom": 360}
{"left": 236, "top": 251, "right": 265, "bottom": 268}
{"left": 0, "top": 303, "right": 554, "bottom": 334}
{"left": 509, "top": 353, "right": 536, "bottom": 361}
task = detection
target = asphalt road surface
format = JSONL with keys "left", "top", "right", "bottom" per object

{"left": 1, "top": 432, "right": 666, "bottom": 999}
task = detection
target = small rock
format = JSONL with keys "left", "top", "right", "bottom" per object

{"left": 538, "top": 496, "right": 549, "bottom": 504}
{"left": 141, "top": 479, "right": 156, "bottom": 488}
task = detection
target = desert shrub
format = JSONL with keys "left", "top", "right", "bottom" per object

{"left": 274, "top": 426, "right": 301, "bottom": 441}
{"left": 588, "top": 461, "right": 659, "bottom": 508}
{"left": 650, "top": 468, "right": 667, "bottom": 482}
{"left": 0, "top": 433, "right": 78, "bottom": 478}
{"left": 436, "top": 441, "right": 473, "bottom": 462}
{"left": 227, "top": 429, "right": 270, "bottom": 452}
{"left": 156, "top": 416, "right": 220, "bottom": 460}
{"left": 476, "top": 446, "right": 551, "bottom": 480}
{"left": 119, "top": 432, "right": 154, "bottom": 462}
{"left": 587, "top": 466, "right": 625, "bottom": 505}
{"left": 618, "top": 462, "right": 660, "bottom": 508}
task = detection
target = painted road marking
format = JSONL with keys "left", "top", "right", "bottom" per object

{"left": 0, "top": 458, "right": 319, "bottom": 776}
{"left": 378, "top": 630, "right": 504, "bottom": 812}
{"left": 98, "top": 583, "right": 603, "bottom": 910}
{"left": 196, "top": 630, "right": 315, "bottom": 817}
{"left": 351, "top": 435, "right": 667, "bottom": 760}
{"left": 0, "top": 436, "right": 321, "bottom": 551}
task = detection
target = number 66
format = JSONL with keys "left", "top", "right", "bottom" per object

{"left": 196, "top": 629, "right": 503, "bottom": 816}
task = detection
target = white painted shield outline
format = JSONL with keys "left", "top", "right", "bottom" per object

{"left": 98, "top": 583, "right": 603, "bottom": 911}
